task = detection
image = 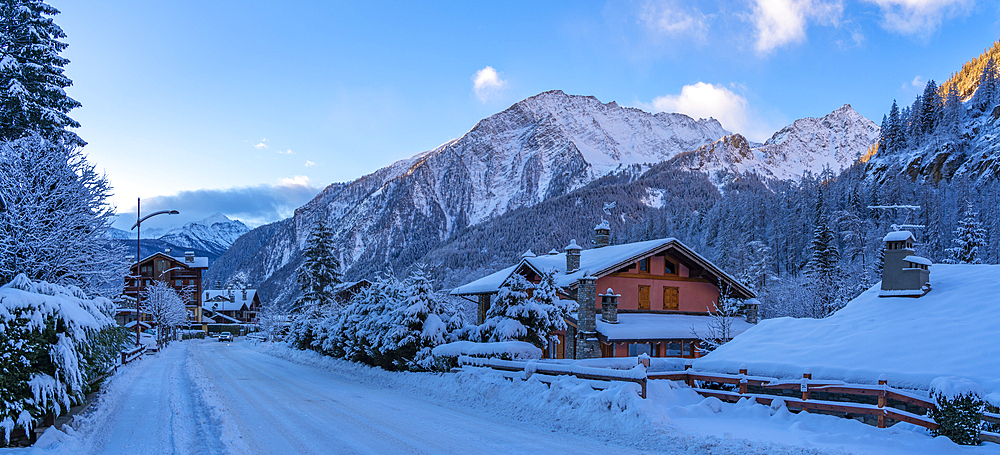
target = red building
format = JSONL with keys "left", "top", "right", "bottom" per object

{"left": 452, "top": 223, "right": 757, "bottom": 360}
{"left": 125, "top": 250, "right": 208, "bottom": 326}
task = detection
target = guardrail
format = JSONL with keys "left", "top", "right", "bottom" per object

{"left": 459, "top": 356, "right": 649, "bottom": 398}
{"left": 245, "top": 333, "right": 266, "bottom": 343}
{"left": 120, "top": 344, "right": 146, "bottom": 366}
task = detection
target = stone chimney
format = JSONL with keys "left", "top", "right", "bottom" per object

{"left": 879, "top": 231, "right": 931, "bottom": 297}
{"left": 576, "top": 273, "right": 600, "bottom": 359}
{"left": 594, "top": 219, "right": 611, "bottom": 248}
{"left": 242, "top": 289, "right": 247, "bottom": 300}
{"left": 599, "top": 288, "right": 619, "bottom": 324}
{"left": 565, "top": 239, "right": 582, "bottom": 272}
{"left": 164, "top": 248, "right": 171, "bottom": 255}
{"left": 185, "top": 251, "right": 195, "bottom": 263}
{"left": 744, "top": 298, "right": 759, "bottom": 324}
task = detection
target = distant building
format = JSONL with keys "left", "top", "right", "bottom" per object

{"left": 452, "top": 223, "right": 757, "bottom": 360}
{"left": 880, "top": 231, "right": 931, "bottom": 297}
{"left": 125, "top": 250, "right": 208, "bottom": 326}
{"left": 203, "top": 288, "right": 262, "bottom": 324}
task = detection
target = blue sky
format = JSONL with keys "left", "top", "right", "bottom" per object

{"left": 46, "top": 0, "right": 999, "bottom": 230}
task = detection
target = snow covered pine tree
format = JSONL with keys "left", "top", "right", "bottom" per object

{"left": 287, "top": 218, "right": 342, "bottom": 350}
{"left": 0, "top": 0, "right": 84, "bottom": 147}
{"left": 479, "top": 270, "right": 574, "bottom": 350}
{"left": 945, "top": 202, "right": 987, "bottom": 264}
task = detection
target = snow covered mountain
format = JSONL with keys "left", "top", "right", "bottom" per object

{"left": 207, "top": 92, "right": 883, "bottom": 307}
{"left": 669, "top": 105, "right": 879, "bottom": 185}
{"left": 207, "top": 90, "right": 731, "bottom": 304}
{"left": 157, "top": 213, "right": 250, "bottom": 256}
{"left": 108, "top": 213, "right": 250, "bottom": 258}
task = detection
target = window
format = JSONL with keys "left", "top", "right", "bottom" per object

{"left": 664, "top": 259, "right": 675, "bottom": 275}
{"left": 639, "top": 258, "right": 649, "bottom": 272}
{"left": 628, "top": 343, "right": 652, "bottom": 357}
{"left": 664, "top": 341, "right": 683, "bottom": 357}
{"left": 662, "top": 286, "right": 679, "bottom": 310}
{"left": 638, "top": 285, "right": 650, "bottom": 310}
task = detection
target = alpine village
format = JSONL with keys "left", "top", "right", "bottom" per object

{"left": 3, "top": 2, "right": 1000, "bottom": 454}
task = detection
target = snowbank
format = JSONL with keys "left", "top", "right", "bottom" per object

{"left": 694, "top": 265, "right": 1000, "bottom": 392}
{"left": 431, "top": 341, "right": 542, "bottom": 360}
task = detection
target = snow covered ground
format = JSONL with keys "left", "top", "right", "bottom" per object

{"left": 4, "top": 339, "right": 996, "bottom": 454}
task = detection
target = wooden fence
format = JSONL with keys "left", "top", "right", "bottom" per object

{"left": 459, "top": 356, "right": 649, "bottom": 398}
{"left": 461, "top": 357, "right": 1000, "bottom": 443}
{"left": 121, "top": 344, "right": 146, "bottom": 366}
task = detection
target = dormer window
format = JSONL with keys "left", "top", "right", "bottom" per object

{"left": 664, "top": 259, "right": 676, "bottom": 275}
{"left": 639, "top": 258, "right": 649, "bottom": 272}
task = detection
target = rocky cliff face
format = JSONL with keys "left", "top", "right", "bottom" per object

{"left": 670, "top": 105, "right": 879, "bottom": 185}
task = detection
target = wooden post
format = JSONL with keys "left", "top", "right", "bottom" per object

{"left": 684, "top": 361, "right": 694, "bottom": 387}
{"left": 878, "top": 412, "right": 886, "bottom": 429}
{"left": 802, "top": 368, "right": 812, "bottom": 380}
{"left": 739, "top": 364, "right": 747, "bottom": 376}
{"left": 801, "top": 381, "right": 809, "bottom": 401}
{"left": 640, "top": 379, "right": 647, "bottom": 399}
{"left": 739, "top": 378, "right": 747, "bottom": 395}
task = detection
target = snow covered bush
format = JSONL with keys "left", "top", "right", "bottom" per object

{"left": 0, "top": 274, "right": 126, "bottom": 443}
{"left": 928, "top": 377, "right": 986, "bottom": 445}
{"left": 478, "top": 270, "right": 575, "bottom": 350}
{"left": 293, "top": 268, "right": 468, "bottom": 372}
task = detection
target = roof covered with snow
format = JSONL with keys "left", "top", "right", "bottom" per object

{"left": 903, "top": 255, "right": 931, "bottom": 266}
{"left": 135, "top": 251, "right": 209, "bottom": 270}
{"left": 883, "top": 231, "right": 915, "bottom": 242}
{"left": 451, "top": 238, "right": 754, "bottom": 298}
{"left": 203, "top": 289, "right": 258, "bottom": 312}
{"left": 597, "top": 313, "right": 753, "bottom": 341}
{"left": 693, "top": 264, "right": 1000, "bottom": 392}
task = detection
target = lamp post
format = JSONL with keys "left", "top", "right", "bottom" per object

{"left": 130, "top": 197, "right": 178, "bottom": 346}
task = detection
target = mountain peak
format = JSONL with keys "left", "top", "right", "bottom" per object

{"left": 202, "top": 212, "right": 232, "bottom": 226}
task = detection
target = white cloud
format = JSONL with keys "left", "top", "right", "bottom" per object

{"left": 472, "top": 66, "right": 507, "bottom": 103}
{"left": 863, "top": 0, "right": 972, "bottom": 35}
{"left": 643, "top": 82, "right": 778, "bottom": 142}
{"left": 253, "top": 138, "right": 268, "bottom": 149}
{"left": 638, "top": 0, "right": 708, "bottom": 39}
{"left": 278, "top": 149, "right": 294, "bottom": 155}
{"left": 752, "top": 0, "right": 844, "bottom": 54}
{"left": 278, "top": 175, "right": 311, "bottom": 187}
{"left": 304, "top": 160, "right": 316, "bottom": 167}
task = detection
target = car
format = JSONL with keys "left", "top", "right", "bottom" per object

{"left": 218, "top": 332, "right": 233, "bottom": 342}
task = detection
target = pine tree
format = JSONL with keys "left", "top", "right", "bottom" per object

{"left": 479, "top": 271, "right": 571, "bottom": 349}
{"left": 887, "top": 101, "right": 902, "bottom": 153}
{"left": 921, "top": 80, "right": 942, "bottom": 134}
{"left": 941, "top": 84, "right": 964, "bottom": 139}
{"left": 0, "top": 1, "right": 83, "bottom": 147}
{"left": 293, "top": 218, "right": 342, "bottom": 312}
{"left": 945, "top": 202, "right": 986, "bottom": 264}
{"left": 974, "top": 58, "right": 997, "bottom": 112}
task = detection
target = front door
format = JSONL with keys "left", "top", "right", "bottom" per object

{"left": 638, "top": 285, "right": 650, "bottom": 310}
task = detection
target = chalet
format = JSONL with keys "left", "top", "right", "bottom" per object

{"left": 124, "top": 250, "right": 208, "bottom": 326}
{"left": 452, "top": 223, "right": 757, "bottom": 360}
{"left": 203, "top": 288, "right": 262, "bottom": 324}
{"left": 333, "top": 280, "right": 373, "bottom": 304}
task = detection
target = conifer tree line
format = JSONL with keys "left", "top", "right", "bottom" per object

{"left": 286, "top": 221, "right": 580, "bottom": 369}
{"left": 0, "top": 2, "right": 135, "bottom": 442}
{"left": 0, "top": 0, "right": 125, "bottom": 297}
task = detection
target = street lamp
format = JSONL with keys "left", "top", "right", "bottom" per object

{"left": 130, "top": 197, "right": 178, "bottom": 346}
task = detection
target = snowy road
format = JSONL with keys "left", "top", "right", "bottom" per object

{"left": 69, "top": 339, "right": 670, "bottom": 455}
